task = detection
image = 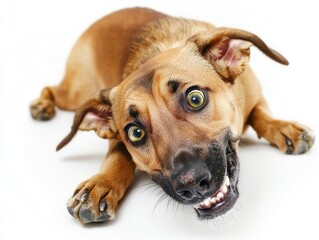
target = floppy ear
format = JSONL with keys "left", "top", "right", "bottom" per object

{"left": 188, "top": 27, "right": 289, "bottom": 83}
{"left": 56, "top": 88, "right": 117, "bottom": 151}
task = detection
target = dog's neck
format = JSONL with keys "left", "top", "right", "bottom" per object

{"left": 122, "top": 17, "right": 214, "bottom": 79}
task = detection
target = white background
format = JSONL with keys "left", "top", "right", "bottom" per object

{"left": 0, "top": 0, "right": 318, "bottom": 239}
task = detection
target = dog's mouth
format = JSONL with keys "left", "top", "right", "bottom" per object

{"left": 151, "top": 140, "right": 239, "bottom": 220}
{"left": 193, "top": 143, "right": 239, "bottom": 219}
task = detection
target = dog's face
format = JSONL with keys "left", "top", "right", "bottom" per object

{"left": 111, "top": 45, "right": 241, "bottom": 219}
{"left": 57, "top": 28, "right": 288, "bottom": 219}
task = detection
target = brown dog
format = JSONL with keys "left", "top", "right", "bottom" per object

{"left": 31, "top": 7, "right": 315, "bottom": 223}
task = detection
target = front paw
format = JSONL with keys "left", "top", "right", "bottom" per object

{"left": 271, "top": 120, "right": 315, "bottom": 154}
{"left": 67, "top": 174, "right": 120, "bottom": 223}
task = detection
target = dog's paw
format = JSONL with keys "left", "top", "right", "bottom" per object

{"left": 270, "top": 120, "right": 315, "bottom": 154}
{"left": 67, "top": 174, "right": 120, "bottom": 223}
{"left": 30, "top": 99, "right": 56, "bottom": 121}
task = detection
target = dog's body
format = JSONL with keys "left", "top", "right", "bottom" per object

{"left": 31, "top": 8, "right": 314, "bottom": 223}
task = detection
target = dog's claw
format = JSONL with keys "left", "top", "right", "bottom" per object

{"left": 284, "top": 135, "right": 294, "bottom": 154}
{"left": 80, "top": 190, "right": 89, "bottom": 203}
{"left": 295, "top": 129, "right": 314, "bottom": 154}
{"left": 99, "top": 200, "right": 107, "bottom": 212}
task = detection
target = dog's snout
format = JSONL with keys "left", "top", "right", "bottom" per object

{"left": 173, "top": 165, "right": 212, "bottom": 201}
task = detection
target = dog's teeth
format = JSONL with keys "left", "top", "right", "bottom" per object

{"left": 210, "top": 197, "right": 217, "bottom": 204}
{"left": 203, "top": 198, "right": 210, "bottom": 206}
{"left": 225, "top": 175, "right": 230, "bottom": 186}
{"left": 221, "top": 184, "right": 228, "bottom": 194}
{"left": 194, "top": 181, "right": 230, "bottom": 210}
{"left": 217, "top": 192, "right": 224, "bottom": 199}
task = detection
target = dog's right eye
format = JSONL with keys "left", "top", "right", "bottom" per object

{"left": 127, "top": 125, "right": 145, "bottom": 143}
{"left": 186, "top": 89, "right": 205, "bottom": 110}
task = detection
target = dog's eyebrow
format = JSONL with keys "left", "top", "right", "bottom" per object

{"left": 167, "top": 80, "right": 180, "bottom": 93}
{"left": 137, "top": 70, "right": 155, "bottom": 92}
{"left": 128, "top": 105, "right": 139, "bottom": 119}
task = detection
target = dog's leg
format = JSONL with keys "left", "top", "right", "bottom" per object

{"left": 30, "top": 36, "right": 102, "bottom": 121}
{"left": 67, "top": 140, "right": 135, "bottom": 223}
{"left": 30, "top": 78, "right": 99, "bottom": 121}
{"left": 248, "top": 98, "right": 315, "bottom": 154}
{"left": 30, "top": 86, "right": 58, "bottom": 121}
{"left": 30, "top": 73, "right": 100, "bottom": 121}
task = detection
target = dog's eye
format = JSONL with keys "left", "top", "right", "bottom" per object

{"left": 187, "top": 90, "right": 205, "bottom": 109}
{"left": 128, "top": 125, "right": 145, "bottom": 142}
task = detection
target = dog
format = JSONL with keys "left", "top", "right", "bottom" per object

{"left": 30, "top": 7, "right": 315, "bottom": 223}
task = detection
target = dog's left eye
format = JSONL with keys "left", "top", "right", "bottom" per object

{"left": 127, "top": 125, "right": 145, "bottom": 143}
{"left": 187, "top": 89, "right": 205, "bottom": 109}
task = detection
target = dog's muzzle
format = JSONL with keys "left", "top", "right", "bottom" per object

{"left": 192, "top": 142, "right": 239, "bottom": 219}
{"left": 151, "top": 132, "right": 239, "bottom": 219}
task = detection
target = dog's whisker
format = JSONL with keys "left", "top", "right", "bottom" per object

{"left": 152, "top": 191, "right": 169, "bottom": 214}
{"left": 150, "top": 186, "right": 162, "bottom": 195}
{"left": 139, "top": 183, "right": 157, "bottom": 191}
{"left": 165, "top": 196, "right": 173, "bottom": 216}
{"left": 138, "top": 184, "right": 160, "bottom": 195}
{"left": 174, "top": 200, "right": 180, "bottom": 218}
{"left": 155, "top": 189, "right": 166, "bottom": 197}
{"left": 212, "top": 218, "right": 221, "bottom": 229}
{"left": 135, "top": 182, "right": 157, "bottom": 188}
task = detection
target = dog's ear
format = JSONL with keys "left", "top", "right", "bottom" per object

{"left": 56, "top": 88, "right": 117, "bottom": 151}
{"left": 188, "top": 27, "right": 289, "bottom": 83}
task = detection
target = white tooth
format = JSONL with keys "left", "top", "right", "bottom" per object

{"left": 221, "top": 184, "right": 228, "bottom": 194}
{"left": 217, "top": 192, "right": 224, "bottom": 199}
{"left": 225, "top": 175, "right": 230, "bottom": 186}
{"left": 203, "top": 198, "right": 210, "bottom": 206}
{"left": 210, "top": 197, "right": 217, "bottom": 204}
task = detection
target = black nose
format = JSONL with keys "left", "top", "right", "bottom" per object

{"left": 173, "top": 165, "right": 212, "bottom": 201}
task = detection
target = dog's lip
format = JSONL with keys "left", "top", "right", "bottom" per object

{"left": 193, "top": 183, "right": 238, "bottom": 218}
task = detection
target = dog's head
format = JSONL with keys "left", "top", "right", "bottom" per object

{"left": 57, "top": 28, "right": 288, "bottom": 219}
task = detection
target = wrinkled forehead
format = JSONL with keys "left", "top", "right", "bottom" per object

{"left": 121, "top": 45, "right": 220, "bottom": 90}
{"left": 113, "top": 70, "right": 166, "bottom": 127}
{"left": 115, "top": 67, "right": 190, "bottom": 116}
{"left": 112, "top": 47, "right": 225, "bottom": 121}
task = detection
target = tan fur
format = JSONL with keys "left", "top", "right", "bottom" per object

{"left": 31, "top": 7, "right": 314, "bottom": 223}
